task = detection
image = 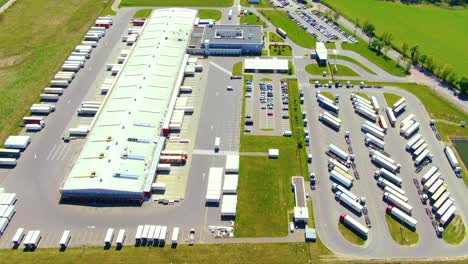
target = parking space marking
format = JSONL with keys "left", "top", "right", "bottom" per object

{"left": 209, "top": 61, "right": 231, "bottom": 76}
{"left": 46, "top": 144, "right": 57, "bottom": 160}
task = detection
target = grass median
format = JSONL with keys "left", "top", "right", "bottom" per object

{"left": 133, "top": 9, "right": 152, "bottom": 18}
{"left": 443, "top": 214, "right": 467, "bottom": 245}
{"left": 338, "top": 223, "right": 366, "bottom": 246}
{"left": 330, "top": 54, "right": 376, "bottom": 75}
{"left": 236, "top": 78, "right": 310, "bottom": 237}
{"left": 232, "top": 62, "right": 243, "bottom": 76}
{"left": 383, "top": 92, "right": 402, "bottom": 107}
{"left": 330, "top": 64, "right": 360, "bottom": 77}
{"left": 305, "top": 64, "right": 329, "bottom": 76}
{"left": 385, "top": 214, "right": 419, "bottom": 246}
{"left": 198, "top": 9, "right": 222, "bottom": 21}
{"left": 259, "top": 10, "right": 316, "bottom": 48}
{"left": 240, "top": 12, "right": 266, "bottom": 26}
{"left": 0, "top": 0, "right": 111, "bottom": 144}
{"left": 353, "top": 92, "right": 370, "bottom": 101}
{"left": 269, "top": 44, "right": 292, "bottom": 56}
{"left": 269, "top": 31, "right": 285, "bottom": 43}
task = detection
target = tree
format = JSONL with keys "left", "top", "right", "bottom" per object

{"left": 426, "top": 56, "right": 435, "bottom": 72}
{"left": 410, "top": 45, "right": 420, "bottom": 63}
{"left": 381, "top": 32, "right": 393, "bottom": 46}
{"left": 362, "top": 20, "right": 375, "bottom": 37}
{"left": 333, "top": 9, "right": 340, "bottom": 21}
{"left": 419, "top": 54, "right": 427, "bottom": 68}
{"left": 405, "top": 59, "right": 412, "bottom": 73}
{"left": 460, "top": 76, "right": 468, "bottom": 95}
{"left": 439, "top": 64, "right": 454, "bottom": 82}
{"left": 370, "top": 38, "right": 382, "bottom": 53}
{"left": 401, "top": 42, "right": 409, "bottom": 57}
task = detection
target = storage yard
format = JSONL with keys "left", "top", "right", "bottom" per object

{"left": 0, "top": 1, "right": 467, "bottom": 262}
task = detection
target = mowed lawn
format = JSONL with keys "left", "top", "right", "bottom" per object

{"left": 323, "top": 0, "right": 468, "bottom": 77}
{"left": 259, "top": 10, "right": 316, "bottom": 48}
{"left": 120, "top": 0, "right": 233, "bottom": 6}
{"left": 198, "top": 9, "right": 222, "bottom": 21}
{"left": 0, "top": 0, "right": 109, "bottom": 144}
{"left": 236, "top": 79, "right": 309, "bottom": 237}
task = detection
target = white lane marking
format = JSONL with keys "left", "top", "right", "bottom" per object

{"left": 210, "top": 125, "right": 213, "bottom": 131}
{"left": 46, "top": 144, "right": 57, "bottom": 160}
{"left": 56, "top": 144, "right": 68, "bottom": 161}
{"left": 61, "top": 145, "right": 71, "bottom": 161}
{"left": 209, "top": 61, "right": 232, "bottom": 76}
{"left": 202, "top": 173, "right": 205, "bottom": 181}
{"left": 67, "top": 100, "right": 71, "bottom": 104}
{"left": 34, "top": 153, "right": 37, "bottom": 159}
{"left": 50, "top": 144, "right": 64, "bottom": 161}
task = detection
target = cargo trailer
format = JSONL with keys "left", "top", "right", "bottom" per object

{"left": 427, "top": 178, "right": 444, "bottom": 195}
{"left": 386, "top": 205, "right": 417, "bottom": 229}
{"left": 26, "top": 124, "right": 43, "bottom": 132}
{"left": 23, "top": 116, "right": 44, "bottom": 125}
{"left": 104, "top": 228, "right": 114, "bottom": 245}
{"left": 393, "top": 103, "right": 406, "bottom": 115}
{"left": 423, "top": 172, "right": 441, "bottom": 191}
{"left": 82, "top": 41, "right": 97, "bottom": 47}
{"left": 116, "top": 229, "right": 126, "bottom": 247}
{"left": 378, "top": 115, "right": 388, "bottom": 132}
{"left": 444, "top": 147, "right": 459, "bottom": 168}
{"left": 413, "top": 143, "right": 428, "bottom": 158}
{"left": 436, "top": 199, "right": 453, "bottom": 218}
{"left": 318, "top": 98, "right": 339, "bottom": 113}
{"left": 2, "top": 205, "right": 15, "bottom": 220}
{"left": 370, "top": 96, "right": 380, "bottom": 112}
{"left": 406, "top": 134, "right": 423, "bottom": 150}
{"left": 330, "top": 170, "right": 353, "bottom": 189}
{"left": 12, "top": 228, "right": 24, "bottom": 245}
{"left": 153, "top": 225, "right": 161, "bottom": 245}
{"left": 67, "top": 55, "right": 87, "bottom": 62}
{"left": 336, "top": 192, "right": 363, "bottom": 214}
{"left": 365, "top": 120, "right": 385, "bottom": 133}
{"left": 68, "top": 127, "right": 89, "bottom": 136}
{"left": 171, "top": 227, "right": 179, "bottom": 245}
{"left": 369, "top": 150, "right": 396, "bottom": 165}
{"left": 44, "top": 88, "right": 64, "bottom": 95}
{"left": 75, "top": 45, "right": 93, "bottom": 52}
{"left": 351, "top": 93, "right": 371, "bottom": 105}
{"left": 386, "top": 107, "right": 396, "bottom": 127}
{"left": 29, "top": 230, "right": 41, "bottom": 248}
{"left": 365, "top": 133, "right": 385, "bottom": 149}
{"left": 70, "top": 52, "right": 90, "bottom": 59}
{"left": 378, "top": 178, "right": 406, "bottom": 195}
{"left": 354, "top": 101, "right": 376, "bottom": 114}
{"left": 431, "top": 184, "right": 447, "bottom": 202}
{"left": 332, "top": 183, "right": 359, "bottom": 202}
{"left": 384, "top": 186, "right": 408, "bottom": 202}
{"left": 159, "top": 226, "right": 167, "bottom": 245}
{"left": 400, "top": 114, "right": 415, "bottom": 128}
{"left": 328, "top": 158, "right": 349, "bottom": 173}
{"left": 362, "top": 124, "right": 385, "bottom": 140}
{"left": 439, "top": 205, "right": 456, "bottom": 226}
{"left": 355, "top": 106, "right": 377, "bottom": 121}
{"left": 0, "top": 158, "right": 16, "bottom": 166}
{"left": 78, "top": 107, "right": 98, "bottom": 115}
{"left": 59, "top": 230, "right": 71, "bottom": 248}
{"left": 135, "top": 225, "right": 143, "bottom": 244}
{"left": 393, "top": 98, "right": 406, "bottom": 109}
{"left": 415, "top": 149, "right": 432, "bottom": 166}
{"left": 377, "top": 168, "right": 402, "bottom": 186}
{"left": 404, "top": 122, "right": 420, "bottom": 138}
{"left": 0, "top": 148, "right": 20, "bottom": 158}
{"left": 432, "top": 193, "right": 450, "bottom": 211}
{"left": 384, "top": 192, "right": 413, "bottom": 214}
{"left": 400, "top": 119, "right": 415, "bottom": 134}
{"left": 50, "top": 80, "right": 69, "bottom": 87}
{"left": 84, "top": 35, "right": 100, "bottom": 41}
{"left": 410, "top": 138, "right": 425, "bottom": 153}
{"left": 61, "top": 64, "right": 80, "bottom": 72}
{"left": 371, "top": 155, "right": 400, "bottom": 173}
{"left": 334, "top": 167, "right": 354, "bottom": 182}
{"left": 40, "top": 93, "right": 60, "bottom": 101}
{"left": 4, "top": 136, "right": 30, "bottom": 150}
{"left": 319, "top": 113, "right": 341, "bottom": 130}
{"left": 339, "top": 213, "right": 369, "bottom": 238}
{"left": 329, "top": 144, "right": 349, "bottom": 161}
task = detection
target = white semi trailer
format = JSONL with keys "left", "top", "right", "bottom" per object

{"left": 339, "top": 213, "right": 369, "bottom": 237}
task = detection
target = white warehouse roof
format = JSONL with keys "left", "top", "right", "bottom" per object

{"left": 60, "top": 8, "right": 197, "bottom": 200}
{"left": 244, "top": 58, "right": 288, "bottom": 71}
{"left": 315, "top": 42, "right": 328, "bottom": 60}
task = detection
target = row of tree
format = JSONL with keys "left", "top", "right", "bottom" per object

{"left": 399, "top": 0, "right": 467, "bottom": 7}
{"left": 358, "top": 20, "right": 467, "bottom": 94}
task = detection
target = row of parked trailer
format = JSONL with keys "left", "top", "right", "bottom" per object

{"left": 350, "top": 93, "right": 381, "bottom": 123}
{"left": 0, "top": 136, "right": 31, "bottom": 167}
{"left": 134, "top": 225, "right": 179, "bottom": 246}
{"left": 385, "top": 97, "right": 407, "bottom": 127}
{"left": 316, "top": 91, "right": 342, "bottom": 131}
{"left": 420, "top": 166, "right": 457, "bottom": 228}
{"left": 0, "top": 192, "right": 18, "bottom": 239}
{"left": 402, "top": 114, "right": 433, "bottom": 168}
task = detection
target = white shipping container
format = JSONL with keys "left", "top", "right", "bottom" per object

{"left": 171, "top": 227, "right": 179, "bottom": 244}
{"left": 116, "top": 229, "right": 126, "bottom": 246}
{"left": 104, "top": 228, "right": 114, "bottom": 245}
{"left": 59, "top": 230, "right": 71, "bottom": 247}
{"left": 444, "top": 147, "right": 459, "bottom": 168}
{"left": 386, "top": 107, "right": 396, "bottom": 126}
{"left": 12, "top": 228, "right": 24, "bottom": 245}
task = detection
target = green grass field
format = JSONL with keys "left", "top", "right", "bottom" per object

{"left": 353, "top": 92, "right": 370, "bottom": 101}
{"left": 320, "top": 91, "right": 334, "bottom": 101}
{"left": 236, "top": 79, "right": 309, "bottom": 237}
{"left": 385, "top": 214, "right": 419, "bottom": 246}
{"left": 331, "top": 54, "right": 376, "bottom": 75}
{"left": 0, "top": 0, "right": 111, "bottom": 144}
{"left": 383, "top": 92, "right": 402, "bottom": 107}
{"left": 331, "top": 64, "right": 360, "bottom": 76}
{"left": 0, "top": 0, "right": 10, "bottom": 7}
{"left": 443, "top": 215, "right": 467, "bottom": 245}
{"left": 323, "top": 0, "right": 468, "bottom": 77}
{"left": 240, "top": 12, "right": 266, "bottom": 26}
{"left": 198, "top": 9, "right": 222, "bottom": 21}
{"left": 305, "top": 64, "right": 329, "bottom": 76}
{"left": 269, "top": 45, "right": 292, "bottom": 56}
{"left": 338, "top": 223, "right": 367, "bottom": 246}
{"left": 453, "top": 140, "right": 468, "bottom": 167}
{"left": 120, "top": 0, "right": 233, "bottom": 7}
{"left": 133, "top": 9, "right": 152, "bottom": 18}
{"left": 325, "top": 42, "right": 336, "bottom": 49}
{"left": 232, "top": 62, "right": 243, "bottom": 76}
{"left": 269, "top": 31, "right": 285, "bottom": 43}
{"left": 259, "top": 10, "right": 316, "bottom": 48}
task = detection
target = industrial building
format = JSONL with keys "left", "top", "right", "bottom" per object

{"left": 60, "top": 8, "right": 197, "bottom": 202}
{"left": 244, "top": 58, "right": 289, "bottom": 73}
{"left": 292, "top": 176, "right": 309, "bottom": 223}
{"left": 188, "top": 25, "right": 263, "bottom": 56}
{"left": 314, "top": 42, "right": 328, "bottom": 65}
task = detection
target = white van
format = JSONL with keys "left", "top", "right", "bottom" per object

{"left": 283, "top": 130, "right": 292, "bottom": 137}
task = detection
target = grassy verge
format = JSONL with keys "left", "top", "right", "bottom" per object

{"left": 133, "top": 9, "right": 152, "bottom": 18}
{"left": 120, "top": 0, "right": 233, "bottom": 7}
{"left": 325, "top": 42, "right": 336, "bottom": 49}
{"left": 269, "top": 44, "right": 292, "bottom": 56}
{"left": 320, "top": 91, "right": 334, "bottom": 101}
{"left": 198, "top": 9, "right": 222, "bottom": 21}
{"left": 443, "top": 214, "right": 467, "bottom": 245}
{"left": 342, "top": 41, "right": 407, "bottom": 77}
{"left": 269, "top": 31, "right": 285, "bottom": 43}
{"left": 101, "top": 0, "right": 117, "bottom": 16}
{"left": 353, "top": 92, "right": 370, "bottom": 101}
{"left": 338, "top": 223, "right": 367, "bottom": 246}
{"left": 0, "top": 0, "right": 112, "bottom": 144}
{"left": 262, "top": 49, "right": 268, "bottom": 56}
{"left": 236, "top": 79, "right": 310, "bottom": 237}
{"left": 330, "top": 64, "right": 360, "bottom": 76}
{"left": 261, "top": 78, "right": 272, "bottom": 82}
{"left": 240, "top": 12, "right": 266, "bottom": 26}
{"left": 240, "top": 0, "right": 273, "bottom": 7}
{"left": 288, "top": 60, "right": 295, "bottom": 75}
{"left": 330, "top": 54, "right": 376, "bottom": 75}
{"left": 305, "top": 64, "right": 329, "bottom": 76}
{"left": 0, "top": 0, "right": 9, "bottom": 7}
{"left": 232, "top": 62, "right": 243, "bottom": 76}
{"left": 383, "top": 92, "right": 402, "bottom": 107}
{"left": 453, "top": 140, "right": 468, "bottom": 168}
{"left": 259, "top": 10, "right": 316, "bottom": 48}
{"left": 385, "top": 214, "right": 419, "bottom": 246}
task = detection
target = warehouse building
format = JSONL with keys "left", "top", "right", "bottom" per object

{"left": 244, "top": 58, "right": 289, "bottom": 73}
{"left": 292, "top": 176, "right": 309, "bottom": 223}
{"left": 60, "top": 8, "right": 197, "bottom": 203}
{"left": 314, "top": 42, "right": 328, "bottom": 65}
{"left": 188, "top": 25, "right": 263, "bottom": 56}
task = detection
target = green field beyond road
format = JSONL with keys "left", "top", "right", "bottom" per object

{"left": 323, "top": 0, "right": 468, "bottom": 77}
{"left": 120, "top": 0, "right": 233, "bottom": 6}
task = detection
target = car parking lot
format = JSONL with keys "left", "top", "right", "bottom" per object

{"left": 244, "top": 75, "right": 290, "bottom": 136}
{"left": 302, "top": 84, "right": 468, "bottom": 254}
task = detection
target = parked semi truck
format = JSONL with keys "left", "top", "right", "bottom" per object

{"left": 336, "top": 191, "right": 363, "bottom": 214}
{"left": 393, "top": 98, "right": 406, "bottom": 110}
{"left": 406, "top": 134, "right": 423, "bottom": 150}
{"left": 414, "top": 149, "right": 432, "bottom": 166}
{"left": 339, "top": 213, "right": 369, "bottom": 238}
{"left": 318, "top": 98, "right": 339, "bottom": 113}
{"left": 378, "top": 178, "right": 406, "bottom": 195}
{"left": 328, "top": 158, "right": 349, "bottom": 173}
{"left": 404, "top": 122, "right": 420, "bottom": 139}
{"left": 386, "top": 205, "right": 417, "bottom": 229}
{"left": 371, "top": 155, "right": 400, "bottom": 173}
{"left": 355, "top": 106, "right": 377, "bottom": 121}
{"left": 377, "top": 115, "right": 388, "bottom": 132}
{"left": 444, "top": 147, "right": 459, "bottom": 169}
{"left": 362, "top": 124, "right": 385, "bottom": 140}
{"left": 329, "top": 144, "right": 349, "bottom": 161}
{"left": 332, "top": 183, "right": 359, "bottom": 202}
{"left": 439, "top": 205, "right": 456, "bottom": 226}
{"left": 375, "top": 168, "right": 403, "bottom": 186}
{"left": 385, "top": 107, "right": 396, "bottom": 127}
{"left": 384, "top": 186, "right": 409, "bottom": 202}
{"left": 384, "top": 192, "right": 413, "bottom": 214}
{"left": 365, "top": 133, "right": 385, "bottom": 149}
{"left": 330, "top": 170, "right": 353, "bottom": 189}
{"left": 319, "top": 113, "right": 341, "bottom": 130}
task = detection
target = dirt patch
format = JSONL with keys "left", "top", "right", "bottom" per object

{"left": 0, "top": 54, "right": 29, "bottom": 68}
